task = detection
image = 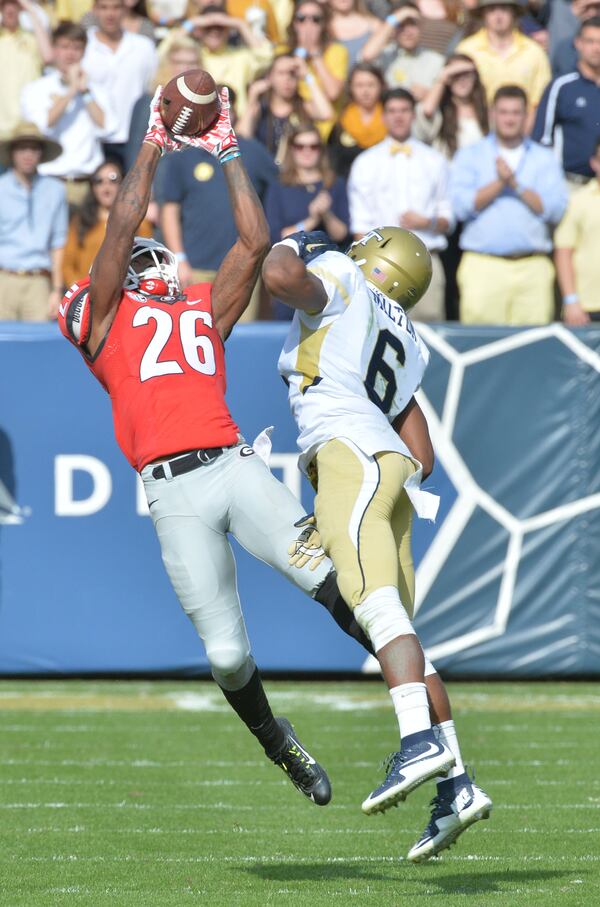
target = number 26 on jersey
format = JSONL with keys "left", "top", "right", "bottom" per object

{"left": 133, "top": 306, "right": 216, "bottom": 382}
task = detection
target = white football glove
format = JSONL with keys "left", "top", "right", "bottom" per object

{"left": 143, "top": 86, "right": 179, "bottom": 156}
{"left": 171, "top": 87, "right": 240, "bottom": 163}
{"left": 288, "top": 514, "right": 326, "bottom": 572}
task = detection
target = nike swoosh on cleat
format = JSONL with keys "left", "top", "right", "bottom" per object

{"left": 401, "top": 743, "right": 443, "bottom": 768}
{"left": 288, "top": 741, "right": 316, "bottom": 765}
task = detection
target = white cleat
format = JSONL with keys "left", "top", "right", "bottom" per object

{"left": 407, "top": 773, "right": 492, "bottom": 863}
{"left": 362, "top": 735, "right": 455, "bottom": 816}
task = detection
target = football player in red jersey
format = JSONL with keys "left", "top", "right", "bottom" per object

{"left": 57, "top": 87, "right": 345, "bottom": 805}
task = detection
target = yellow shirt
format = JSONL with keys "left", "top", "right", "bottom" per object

{"left": 0, "top": 29, "right": 43, "bottom": 138}
{"left": 456, "top": 28, "right": 551, "bottom": 107}
{"left": 158, "top": 33, "right": 273, "bottom": 115}
{"left": 270, "top": 0, "right": 294, "bottom": 41}
{"left": 554, "top": 180, "right": 600, "bottom": 313}
{"left": 226, "top": 0, "right": 280, "bottom": 43}
{"left": 298, "top": 43, "right": 349, "bottom": 141}
{"left": 55, "top": 0, "right": 93, "bottom": 20}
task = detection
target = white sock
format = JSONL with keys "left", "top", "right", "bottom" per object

{"left": 434, "top": 719, "right": 465, "bottom": 782}
{"left": 390, "top": 682, "right": 431, "bottom": 743}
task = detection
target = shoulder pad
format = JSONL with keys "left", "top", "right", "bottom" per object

{"left": 59, "top": 279, "right": 92, "bottom": 346}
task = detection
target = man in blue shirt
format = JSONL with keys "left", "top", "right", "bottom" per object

{"left": 0, "top": 122, "right": 68, "bottom": 321}
{"left": 158, "top": 91, "right": 277, "bottom": 321}
{"left": 533, "top": 16, "right": 600, "bottom": 185}
{"left": 551, "top": 1, "right": 600, "bottom": 74}
{"left": 450, "top": 85, "right": 567, "bottom": 325}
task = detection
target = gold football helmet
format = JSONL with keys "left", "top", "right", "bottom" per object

{"left": 346, "top": 227, "right": 432, "bottom": 309}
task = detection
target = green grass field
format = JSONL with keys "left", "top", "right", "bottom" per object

{"left": 0, "top": 680, "right": 598, "bottom": 907}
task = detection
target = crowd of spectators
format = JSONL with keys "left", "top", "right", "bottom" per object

{"left": 1, "top": 0, "right": 599, "bottom": 324}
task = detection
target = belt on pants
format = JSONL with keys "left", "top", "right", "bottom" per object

{"left": 470, "top": 252, "right": 541, "bottom": 261}
{"left": 151, "top": 445, "right": 234, "bottom": 480}
{"left": 0, "top": 267, "right": 51, "bottom": 277}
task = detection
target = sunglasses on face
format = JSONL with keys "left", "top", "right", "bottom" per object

{"left": 292, "top": 141, "right": 321, "bottom": 150}
{"left": 92, "top": 173, "right": 121, "bottom": 185}
{"left": 295, "top": 13, "right": 323, "bottom": 23}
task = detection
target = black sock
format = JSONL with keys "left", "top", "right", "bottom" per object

{"left": 218, "top": 668, "right": 285, "bottom": 758}
{"left": 313, "top": 571, "right": 375, "bottom": 656}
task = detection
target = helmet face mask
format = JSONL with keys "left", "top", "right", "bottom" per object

{"left": 124, "top": 237, "right": 182, "bottom": 299}
{"left": 346, "top": 227, "right": 432, "bottom": 310}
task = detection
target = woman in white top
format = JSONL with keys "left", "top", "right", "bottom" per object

{"left": 414, "top": 53, "right": 488, "bottom": 159}
{"left": 415, "top": 53, "right": 489, "bottom": 319}
{"left": 328, "top": 0, "right": 387, "bottom": 67}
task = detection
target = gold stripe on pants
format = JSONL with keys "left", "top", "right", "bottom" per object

{"left": 314, "top": 438, "right": 417, "bottom": 614}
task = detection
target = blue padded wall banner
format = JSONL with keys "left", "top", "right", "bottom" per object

{"left": 1, "top": 321, "right": 599, "bottom": 676}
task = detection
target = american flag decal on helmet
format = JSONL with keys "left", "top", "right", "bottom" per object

{"left": 371, "top": 266, "right": 387, "bottom": 283}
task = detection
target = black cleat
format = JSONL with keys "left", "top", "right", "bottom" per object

{"left": 270, "top": 717, "right": 332, "bottom": 805}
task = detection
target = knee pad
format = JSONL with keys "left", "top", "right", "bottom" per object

{"left": 353, "top": 586, "right": 415, "bottom": 653}
{"left": 208, "top": 646, "right": 254, "bottom": 691}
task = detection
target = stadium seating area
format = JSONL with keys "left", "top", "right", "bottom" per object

{"left": 0, "top": 0, "right": 599, "bottom": 324}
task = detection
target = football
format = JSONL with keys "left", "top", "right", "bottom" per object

{"left": 160, "top": 69, "right": 221, "bottom": 137}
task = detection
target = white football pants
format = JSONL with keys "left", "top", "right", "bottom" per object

{"left": 140, "top": 444, "right": 329, "bottom": 690}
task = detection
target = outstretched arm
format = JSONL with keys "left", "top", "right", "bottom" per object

{"left": 19, "top": 0, "right": 53, "bottom": 65}
{"left": 88, "top": 143, "right": 160, "bottom": 353}
{"left": 262, "top": 234, "right": 332, "bottom": 314}
{"left": 211, "top": 157, "right": 270, "bottom": 340}
{"left": 171, "top": 87, "right": 270, "bottom": 340}
{"left": 87, "top": 89, "right": 175, "bottom": 355}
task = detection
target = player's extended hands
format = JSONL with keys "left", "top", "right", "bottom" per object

{"left": 143, "top": 86, "right": 180, "bottom": 156}
{"left": 288, "top": 514, "right": 326, "bottom": 572}
{"left": 172, "top": 88, "right": 240, "bottom": 164}
{"left": 274, "top": 230, "right": 338, "bottom": 264}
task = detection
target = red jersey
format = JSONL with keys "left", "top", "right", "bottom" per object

{"left": 58, "top": 279, "right": 240, "bottom": 470}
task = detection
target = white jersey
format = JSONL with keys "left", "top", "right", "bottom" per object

{"left": 278, "top": 251, "right": 430, "bottom": 475}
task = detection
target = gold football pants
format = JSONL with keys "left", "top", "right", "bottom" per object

{"left": 314, "top": 439, "right": 417, "bottom": 613}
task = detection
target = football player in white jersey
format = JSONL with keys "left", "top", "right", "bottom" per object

{"left": 263, "top": 227, "right": 492, "bottom": 862}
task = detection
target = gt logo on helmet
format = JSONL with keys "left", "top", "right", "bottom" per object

{"left": 346, "top": 226, "right": 432, "bottom": 310}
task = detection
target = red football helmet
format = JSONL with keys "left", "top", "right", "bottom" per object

{"left": 124, "top": 237, "right": 181, "bottom": 299}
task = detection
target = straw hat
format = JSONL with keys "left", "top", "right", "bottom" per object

{"left": 475, "top": 0, "right": 524, "bottom": 11}
{"left": 0, "top": 122, "right": 62, "bottom": 167}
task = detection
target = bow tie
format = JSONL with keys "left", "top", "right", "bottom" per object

{"left": 389, "top": 142, "right": 412, "bottom": 157}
